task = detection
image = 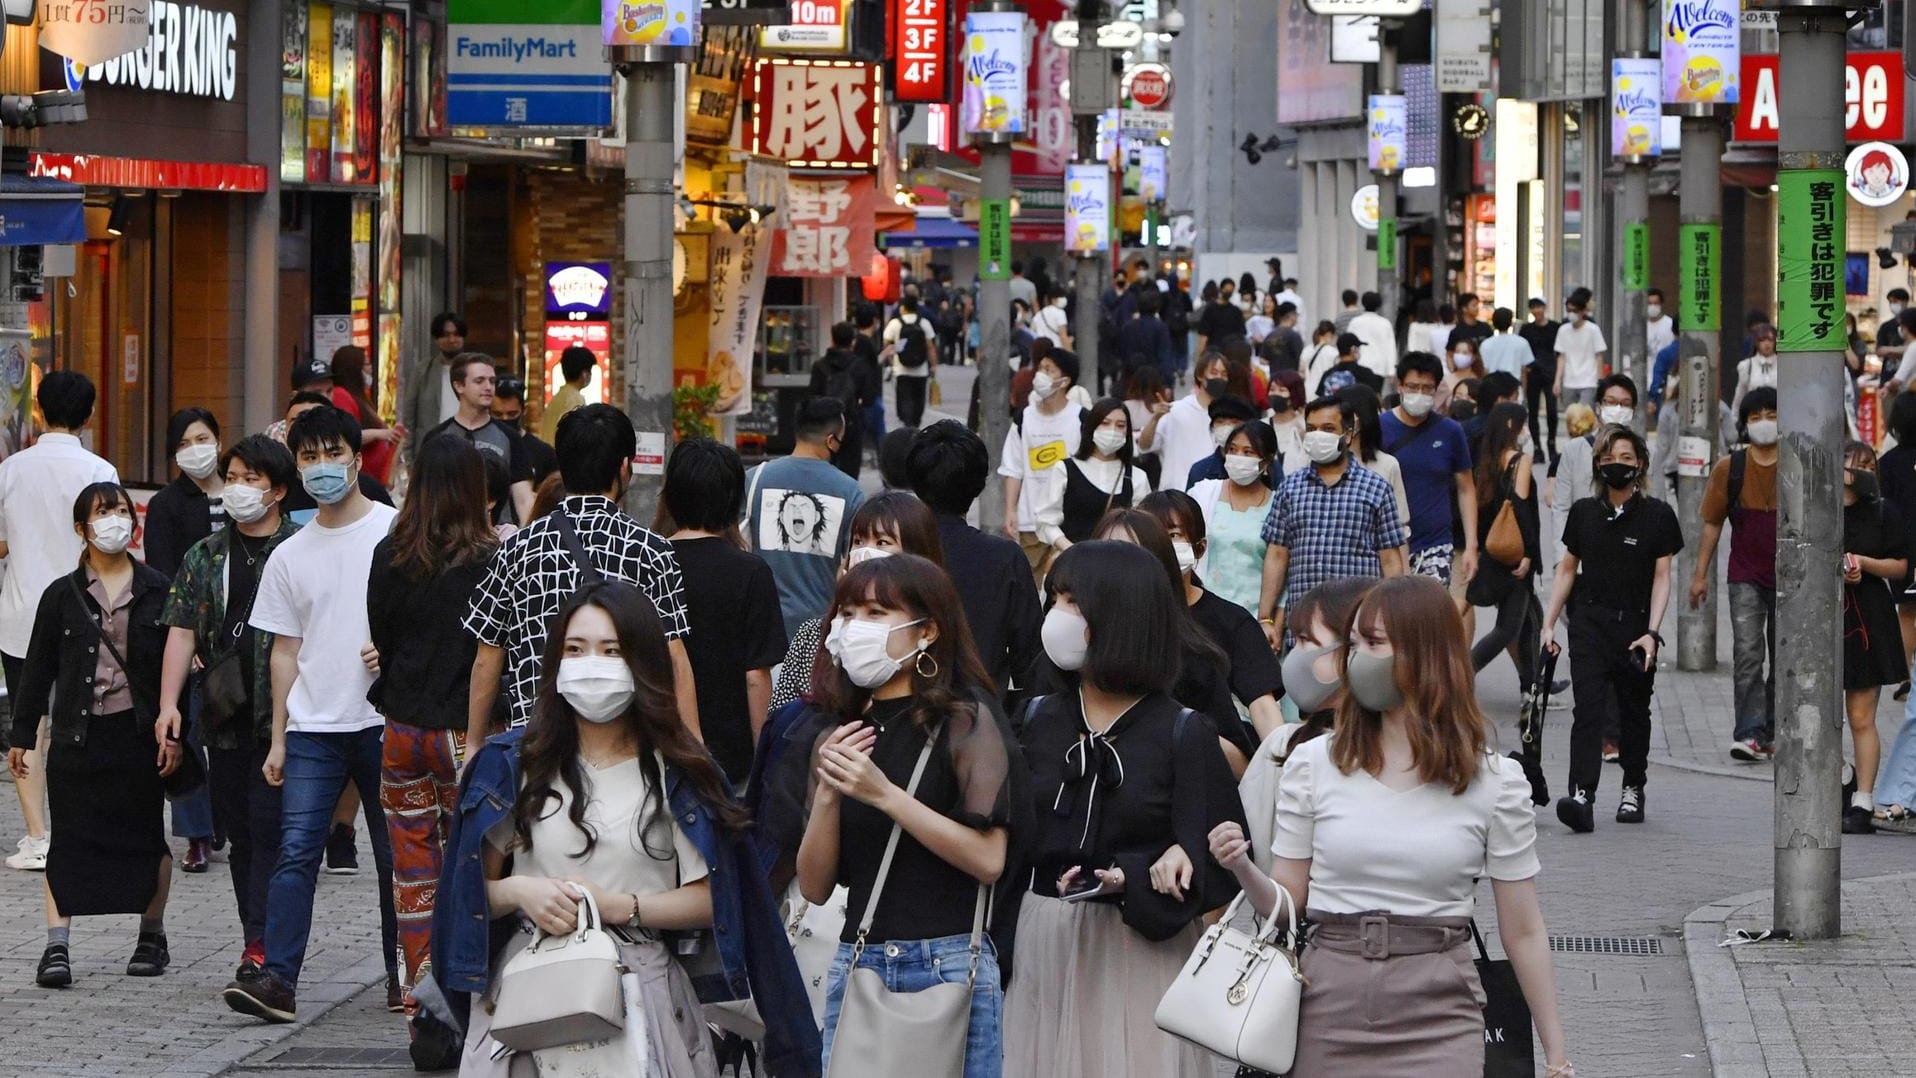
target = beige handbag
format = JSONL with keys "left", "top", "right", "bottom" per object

{"left": 1154, "top": 885, "right": 1306, "bottom": 1075}
{"left": 490, "top": 888, "right": 627, "bottom": 1052}
{"left": 1484, "top": 457, "right": 1526, "bottom": 565}
{"left": 823, "top": 732, "right": 988, "bottom": 1078}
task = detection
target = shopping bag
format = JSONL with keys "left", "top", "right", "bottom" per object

{"left": 929, "top": 376, "right": 943, "bottom": 407}
{"left": 1472, "top": 923, "right": 1534, "bottom": 1078}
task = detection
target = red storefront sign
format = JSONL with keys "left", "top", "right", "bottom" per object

{"left": 749, "top": 59, "right": 882, "bottom": 169}
{"left": 28, "top": 153, "right": 269, "bottom": 193}
{"left": 890, "top": 0, "right": 951, "bottom": 104}
{"left": 771, "top": 175, "right": 876, "bottom": 277}
{"left": 1735, "top": 52, "right": 1905, "bottom": 143}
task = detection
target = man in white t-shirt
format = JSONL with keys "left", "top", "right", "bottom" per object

{"left": 1553, "top": 290, "right": 1609, "bottom": 409}
{"left": 1347, "top": 291, "right": 1399, "bottom": 383}
{"left": 999, "top": 349, "right": 1086, "bottom": 583}
{"left": 1032, "top": 289, "right": 1073, "bottom": 349}
{"left": 1645, "top": 287, "right": 1676, "bottom": 360}
{"left": 226, "top": 407, "right": 398, "bottom": 1024}
{"left": 1273, "top": 277, "right": 1308, "bottom": 333}
{"left": 883, "top": 296, "right": 939, "bottom": 427}
{"left": 0, "top": 372, "right": 117, "bottom": 871}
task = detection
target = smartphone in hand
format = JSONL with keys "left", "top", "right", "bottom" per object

{"left": 1060, "top": 869, "right": 1105, "bottom": 902}
{"left": 1630, "top": 645, "right": 1650, "bottom": 672}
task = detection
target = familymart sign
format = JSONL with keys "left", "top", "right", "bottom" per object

{"left": 448, "top": 0, "right": 612, "bottom": 129}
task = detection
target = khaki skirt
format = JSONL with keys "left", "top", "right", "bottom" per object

{"left": 1002, "top": 894, "right": 1214, "bottom": 1078}
{"left": 1289, "top": 911, "right": 1485, "bottom": 1078}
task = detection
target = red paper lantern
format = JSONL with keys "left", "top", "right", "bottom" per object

{"left": 862, "top": 253, "right": 900, "bottom": 303}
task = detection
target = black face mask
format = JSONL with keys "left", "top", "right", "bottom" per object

{"left": 1598, "top": 462, "right": 1641, "bottom": 490}
{"left": 1849, "top": 470, "right": 1879, "bottom": 501}
{"left": 1204, "top": 378, "right": 1230, "bottom": 400}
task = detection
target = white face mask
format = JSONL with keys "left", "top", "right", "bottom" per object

{"left": 1570, "top": 310, "right": 1586, "bottom": 324}
{"left": 1041, "top": 607, "right": 1089, "bottom": 671}
{"left": 1646, "top": 304, "right": 1663, "bottom": 320}
{"left": 1600, "top": 404, "right": 1634, "bottom": 427}
{"left": 1092, "top": 428, "right": 1128, "bottom": 455}
{"left": 88, "top": 515, "right": 134, "bottom": 555}
{"left": 1032, "top": 371, "right": 1059, "bottom": 400}
{"left": 1211, "top": 425, "right": 1235, "bottom": 447}
{"left": 1451, "top": 352, "right": 1475, "bottom": 370}
{"left": 221, "top": 484, "right": 276, "bottom": 525}
{"left": 556, "top": 656, "right": 636, "bottom": 723}
{"left": 1746, "top": 418, "right": 1779, "bottom": 446}
{"left": 1303, "top": 430, "right": 1345, "bottom": 464}
{"left": 176, "top": 443, "right": 220, "bottom": 480}
{"left": 1172, "top": 540, "right": 1197, "bottom": 573}
{"left": 847, "top": 545, "right": 892, "bottom": 568}
{"left": 836, "top": 617, "right": 927, "bottom": 689}
{"left": 1054, "top": 297, "right": 1069, "bottom": 309}
{"left": 1893, "top": 303, "right": 1906, "bottom": 317}
{"left": 1224, "top": 455, "right": 1264, "bottom": 486}
{"left": 1008, "top": 354, "right": 1022, "bottom": 373}
{"left": 1400, "top": 393, "right": 1435, "bottom": 419}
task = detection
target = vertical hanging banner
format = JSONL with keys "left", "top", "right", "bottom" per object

{"left": 1367, "top": 94, "right": 1407, "bottom": 172}
{"left": 1775, "top": 169, "right": 1846, "bottom": 353}
{"left": 1611, "top": 57, "right": 1662, "bottom": 159}
{"left": 771, "top": 176, "right": 876, "bottom": 277}
{"left": 1661, "top": 0, "right": 1739, "bottom": 105}
{"left": 980, "top": 199, "right": 1011, "bottom": 279}
{"left": 1378, "top": 218, "right": 1398, "bottom": 271}
{"left": 1065, "top": 163, "right": 1111, "bottom": 254}
{"left": 1678, "top": 222, "right": 1721, "bottom": 332}
{"left": 962, "top": 9, "right": 1026, "bottom": 137}
{"left": 1623, "top": 222, "right": 1650, "bottom": 290}
{"left": 331, "top": 9, "right": 357, "bottom": 182}
{"left": 281, "top": 4, "right": 309, "bottom": 183}
{"left": 307, "top": 3, "right": 333, "bottom": 181}
{"left": 1138, "top": 144, "right": 1167, "bottom": 201}
{"left": 891, "top": 0, "right": 952, "bottom": 104}
{"left": 707, "top": 225, "right": 772, "bottom": 416}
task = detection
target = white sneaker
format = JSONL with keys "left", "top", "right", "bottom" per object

{"left": 6, "top": 834, "right": 48, "bottom": 871}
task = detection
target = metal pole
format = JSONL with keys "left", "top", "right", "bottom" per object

{"left": 1616, "top": 0, "right": 1651, "bottom": 435}
{"left": 1674, "top": 113, "right": 1722, "bottom": 673}
{"left": 974, "top": 1, "right": 1021, "bottom": 536}
{"left": 1773, "top": 3, "right": 1849, "bottom": 942}
{"left": 1072, "top": 0, "right": 1106, "bottom": 370}
{"left": 615, "top": 58, "right": 681, "bottom": 526}
{"left": 1374, "top": 23, "right": 1400, "bottom": 328}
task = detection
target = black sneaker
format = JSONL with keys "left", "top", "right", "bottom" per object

{"left": 35, "top": 943, "right": 70, "bottom": 988}
{"left": 1555, "top": 790, "right": 1595, "bottom": 834}
{"left": 224, "top": 971, "right": 297, "bottom": 1023}
{"left": 1843, "top": 805, "right": 1878, "bottom": 835}
{"left": 1617, "top": 786, "right": 1646, "bottom": 824}
{"left": 126, "top": 931, "right": 170, "bottom": 976}
{"left": 324, "top": 823, "right": 359, "bottom": 876}
{"left": 387, "top": 975, "right": 406, "bottom": 1014}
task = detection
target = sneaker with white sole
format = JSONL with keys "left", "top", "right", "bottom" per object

{"left": 1555, "top": 789, "right": 1595, "bottom": 833}
{"left": 1729, "top": 739, "right": 1765, "bottom": 762}
{"left": 6, "top": 834, "right": 48, "bottom": 871}
{"left": 1617, "top": 786, "right": 1645, "bottom": 824}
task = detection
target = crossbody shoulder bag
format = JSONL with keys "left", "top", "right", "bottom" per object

{"left": 69, "top": 575, "right": 205, "bottom": 798}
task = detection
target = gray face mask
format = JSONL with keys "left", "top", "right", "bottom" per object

{"left": 1345, "top": 649, "right": 1405, "bottom": 712}
{"left": 1282, "top": 644, "right": 1342, "bottom": 714}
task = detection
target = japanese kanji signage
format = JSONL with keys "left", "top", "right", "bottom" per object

{"left": 979, "top": 199, "right": 1011, "bottom": 280}
{"left": 749, "top": 59, "right": 882, "bottom": 169}
{"left": 1776, "top": 169, "right": 1845, "bottom": 353}
{"left": 707, "top": 225, "right": 772, "bottom": 415}
{"left": 771, "top": 176, "right": 875, "bottom": 277}
{"left": 1678, "top": 222, "right": 1720, "bottom": 333}
{"left": 1623, "top": 223, "right": 1649, "bottom": 291}
{"left": 892, "top": 0, "right": 952, "bottom": 105}
{"left": 40, "top": 0, "right": 153, "bottom": 67}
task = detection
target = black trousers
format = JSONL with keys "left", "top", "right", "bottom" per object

{"left": 208, "top": 741, "right": 283, "bottom": 946}
{"left": 1567, "top": 602, "right": 1655, "bottom": 795}
{"left": 1526, "top": 377, "right": 1561, "bottom": 462}
{"left": 896, "top": 374, "right": 929, "bottom": 427}
{"left": 1473, "top": 585, "right": 1541, "bottom": 691}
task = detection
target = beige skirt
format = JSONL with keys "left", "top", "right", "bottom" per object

{"left": 1289, "top": 918, "right": 1484, "bottom": 1077}
{"left": 461, "top": 928, "right": 717, "bottom": 1078}
{"left": 1002, "top": 894, "right": 1215, "bottom": 1078}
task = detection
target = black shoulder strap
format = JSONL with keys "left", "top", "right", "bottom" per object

{"left": 69, "top": 575, "right": 156, "bottom": 723}
{"left": 1728, "top": 449, "right": 1748, "bottom": 514}
{"left": 1386, "top": 414, "right": 1442, "bottom": 455}
{"left": 553, "top": 510, "right": 604, "bottom": 587}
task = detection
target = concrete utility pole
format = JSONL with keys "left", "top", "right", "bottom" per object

{"left": 1615, "top": 0, "right": 1651, "bottom": 435}
{"left": 612, "top": 53, "right": 685, "bottom": 526}
{"left": 1771, "top": 1, "right": 1852, "bottom": 942}
{"left": 1673, "top": 114, "right": 1724, "bottom": 673}
{"left": 1374, "top": 20, "right": 1401, "bottom": 327}
{"left": 974, "top": 0, "right": 1022, "bottom": 536}
{"left": 1071, "top": 0, "right": 1110, "bottom": 372}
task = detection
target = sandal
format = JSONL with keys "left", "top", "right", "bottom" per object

{"left": 1874, "top": 805, "right": 1916, "bottom": 833}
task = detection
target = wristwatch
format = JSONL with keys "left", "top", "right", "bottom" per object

{"left": 626, "top": 893, "right": 643, "bottom": 930}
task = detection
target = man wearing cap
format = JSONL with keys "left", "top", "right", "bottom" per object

{"left": 1317, "top": 333, "right": 1384, "bottom": 396}
{"left": 264, "top": 358, "right": 336, "bottom": 444}
{"left": 1347, "top": 291, "right": 1398, "bottom": 386}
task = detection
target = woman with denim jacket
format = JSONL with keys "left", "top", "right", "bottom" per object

{"left": 792, "top": 555, "right": 1023, "bottom": 1078}
{"left": 9, "top": 483, "right": 178, "bottom": 988}
{"left": 451, "top": 581, "right": 772, "bottom": 1076}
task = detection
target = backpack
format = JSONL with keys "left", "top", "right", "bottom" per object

{"left": 822, "top": 354, "right": 863, "bottom": 415}
{"left": 897, "top": 317, "right": 931, "bottom": 370}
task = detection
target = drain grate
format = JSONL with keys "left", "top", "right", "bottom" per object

{"left": 1548, "top": 935, "right": 1665, "bottom": 956}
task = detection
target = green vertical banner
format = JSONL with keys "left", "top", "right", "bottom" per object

{"left": 1678, "top": 222, "right": 1720, "bottom": 332}
{"left": 1378, "top": 218, "right": 1398, "bottom": 272}
{"left": 1623, "top": 223, "right": 1649, "bottom": 291}
{"left": 1775, "top": 169, "right": 1846, "bottom": 353}
{"left": 979, "top": 199, "right": 1011, "bottom": 281}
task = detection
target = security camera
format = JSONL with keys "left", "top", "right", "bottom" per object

{"left": 1161, "top": 9, "right": 1184, "bottom": 36}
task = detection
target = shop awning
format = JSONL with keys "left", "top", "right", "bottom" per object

{"left": 0, "top": 175, "right": 85, "bottom": 247}
{"left": 881, "top": 216, "right": 978, "bottom": 249}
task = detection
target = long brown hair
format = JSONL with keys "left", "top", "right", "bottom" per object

{"left": 389, "top": 436, "right": 498, "bottom": 577}
{"left": 1475, "top": 401, "right": 1528, "bottom": 507}
{"left": 328, "top": 346, "right": 387, "bottom": 429}
{"left": 1331, "top": 576, "right": 1486, "bottom": 794}
{"left": 849, "top": 492, "right": 945, "bottom": 565}
{"left": 809, "top": 556, "right": 991, "bottom": 726}
{"left": 513, "top": 583, "right": 746, "bottom": 858}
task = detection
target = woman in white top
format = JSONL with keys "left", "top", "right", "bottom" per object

{"left": 1731, "top": 324, "right": 1779, "bottom": 415}
{"left": 1209, "top": 577, "right": 1571, "bottom": 1078}
{"left": 1301, "top": 321, "right": 1340, "bottom": 396}
{"left": 1037, "top": 399, "right": 1154, "bottom": 554}
{"left": 1405, "top": 299, "right": 1443, "bottom": 357}
{"left": 1245, "top": 293, "right": 1277, "bottom": 344}
{"left": 1121, "top": 367, "right": 1173, "bottom": 489}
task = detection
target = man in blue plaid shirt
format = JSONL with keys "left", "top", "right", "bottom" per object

{"left": 1256, "top": 395, "right": 1409, "bottom": 646}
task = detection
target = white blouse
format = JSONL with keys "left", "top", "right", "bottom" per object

{"left": 1270, "top": 736, "right": 1540, "bottom": 918}
{"left": 1035, "top": 455, "right": 1154, "bottom": 547}
{"left": 489, "top": 755, "right": 709, "bottom": 897}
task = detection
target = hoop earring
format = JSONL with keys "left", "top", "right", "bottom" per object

{"left": 915, "top": 650, "right": 939, "bottom": 678}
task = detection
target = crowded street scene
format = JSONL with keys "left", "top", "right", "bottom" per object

{"left": 0, "top": 0, "right": 1908, "bottom": 1076}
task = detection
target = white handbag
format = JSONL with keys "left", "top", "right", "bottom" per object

{"left": 490, "top": 889, "right": 627, "bottom": 1052}
{"left": 1154, "top": 885, "right": 1306, "bottom": 1075}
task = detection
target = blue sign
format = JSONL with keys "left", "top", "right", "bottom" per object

{"left": 448, "top": 23, "right": 612, "bottom": 129}
{"left": 0, "top": 177, "right": 86, "bottom": 248}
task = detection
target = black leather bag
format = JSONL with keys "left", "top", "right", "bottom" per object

{"left": 1472, "top": 922, "right": 1535, "bottom": 1078}
{"left": 199, "top": 647, "right": 249, "bottom": 738}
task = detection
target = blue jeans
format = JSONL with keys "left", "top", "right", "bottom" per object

{"left": 169, "top": 676, "right": 215, "bottom": 840}
{"left": 1880, "top": 705, "right": 1916, "bottom": 809}
{"left": 821, "top": 934, "right": 1003, "bottom": 1078}
{"left": 263, "top": 728, "right": 398, "bottom": 987}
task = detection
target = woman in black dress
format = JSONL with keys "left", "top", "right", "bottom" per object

{"left": 9, "top": 482, "right": 177, "bottom": 987}
{"left": 1036, "top": 398, "right": 1153, "bottom": 555}
{"left": 1841, "top": 441, "right": 1908, "bottom": 835}
{"left": 1467, "top": 402, "right": 1543, "bottom": 689}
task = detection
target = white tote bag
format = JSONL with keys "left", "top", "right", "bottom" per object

{"left": 1154, "top": 886, "right": 1306, "bottom": 1075}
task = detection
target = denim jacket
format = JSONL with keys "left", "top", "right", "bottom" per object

{"left": 432, "top": 729, "right": 822, "bottom": 1078}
